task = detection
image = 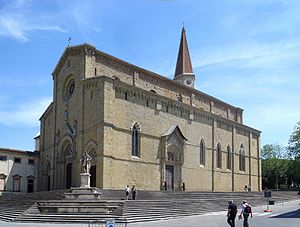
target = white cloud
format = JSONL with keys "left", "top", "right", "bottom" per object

{"left": 245, "top": 101, "right": 300, "bottom": 145}
{"left": 193, "top": 38, "right": 300, "bottom": 70}
{"left": 191, "top": 36, "right": 300, "bottom": 146}
{"left": 0, "top": 98, "right": 52, "bottom": 127}
{"left": 0, "top": 0, "right": 67, "bottom": 41}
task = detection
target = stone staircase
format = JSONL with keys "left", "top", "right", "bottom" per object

{"left": 0, "top": 190, "right": 66, "bottom": 222}
{"left": 0, "top": 190, "right": 299, "bottom": 224}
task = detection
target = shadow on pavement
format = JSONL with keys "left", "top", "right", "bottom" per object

{"left": 270, "top": 209, "right": 300, "bottom": 218}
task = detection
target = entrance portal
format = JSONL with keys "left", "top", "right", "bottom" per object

{"left": 90, "top": 165, "right": 96, "bottom": 187}
{"left": 27, "top": 178, "right": 34, "bottom": 193}
{"left": 165, "top": 165, "right": 174, "bottom": 191}
{"left": 162, "top": 125, "right": 186, "bottom": 191}
{"left": 66, "top": 163, "right": 72, "bottom": 189}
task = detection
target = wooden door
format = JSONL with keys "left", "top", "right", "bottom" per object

{"left": 90, "top": 165, "right": 96, "bottom": 187}
{"left": 165, "top": 165, "right": 174, "bottom": 191}
{"left": 66, "top": 163, "right": 72, "bottom": 189}
{"left": 27, "top": 179, "right": 34, "bottom": 193}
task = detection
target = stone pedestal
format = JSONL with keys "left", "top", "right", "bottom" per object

{"left": 64, "top": 187, "right": 101, "bottom": 200}
{"left": 64, "top": 172, "right": 101, "bottom": 200}
{"left": 80, "top": 173, "right": 91, "bottom": 188}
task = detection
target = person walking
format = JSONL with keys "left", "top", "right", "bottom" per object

{"left": 239, "top": 200, "right": 252, "bottom": 227}
{"left": 227, "top": 200, "right": 237, "bottom": 227}
{"left": 131, "top": 185, "right": 137, "bottom": 200}
{"left": 125, "top": 185, "right": 130, "bottom": 200}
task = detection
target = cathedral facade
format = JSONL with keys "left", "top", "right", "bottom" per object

{"left": 37, "top": 28, "right": 261, "bottom": 192}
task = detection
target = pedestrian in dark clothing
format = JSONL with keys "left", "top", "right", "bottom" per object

{"left": 131, "top": 185, "right": 136, "bottom": 200}
{"left": 227, "top": 200, "right": 237, "bottom": 227}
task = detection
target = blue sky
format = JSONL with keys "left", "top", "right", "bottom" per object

{"left": 0, "top": 0, "right": 299, "bottom": 151}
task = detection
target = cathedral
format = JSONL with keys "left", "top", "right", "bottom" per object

{"left": 37, "top": 28, "right": 261, "bottom": 192}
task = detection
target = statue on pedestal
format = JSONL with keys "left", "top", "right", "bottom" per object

{"left": 80, "top": 151, "right": 92, "bottom": 174}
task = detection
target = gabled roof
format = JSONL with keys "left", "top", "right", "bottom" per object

{"left": 39, "top": 102, "right": 53, "bottom": 121}
{"left": 174, "top": 27, "right": 194, "bottom": 78}
{"left": 162, "top": 125, "right": 188, "bottom": 141}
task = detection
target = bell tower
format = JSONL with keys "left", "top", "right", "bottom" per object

{"left": 173, "top": 27, "right": 195, "bottom": 88}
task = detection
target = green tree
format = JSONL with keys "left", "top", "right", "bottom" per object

{"left": 288, "top": 121, "right": 300, "bottom": 159}
{"left": 287, "top": 158, "right": 300, "bottom": 187}
{"left": 261, "top": 144, "right": 290, "bottom": 189}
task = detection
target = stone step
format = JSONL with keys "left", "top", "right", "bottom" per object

{"left": 14, "top": 214, "right": 126, "bottom": 223}
{"left": 1, "top": 190, "right": 299, "bottom": 224}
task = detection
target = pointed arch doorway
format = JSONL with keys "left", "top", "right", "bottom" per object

{"left": 162, "top": 125, "right": 187, "bottom": 191}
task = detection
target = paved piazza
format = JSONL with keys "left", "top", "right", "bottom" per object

{"left": 0, "top": 199, "right": 299, "bottom": 227}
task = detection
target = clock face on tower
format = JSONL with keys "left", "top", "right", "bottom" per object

{"left": 185, "top": 79, "right": 193, "bottom": 86}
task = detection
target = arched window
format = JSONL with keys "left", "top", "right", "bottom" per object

{"left": 239, "top": 144, "right": 246, "bottom": 171}
{"left": 227, "top": 145, "right": 232, "bottom": 170}
{"left": 131, "top": 124, "right": 140, "bottom": 157}
{"left": 216, "top": 143, "right": 222, "bottom": 169}
{"left": 200, "top": 139, "right": 205, "bottom": 166}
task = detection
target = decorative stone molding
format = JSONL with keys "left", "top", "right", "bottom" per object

{"left": 52, "top": 45, "right": 86, "bottom": 77}
{"left": 156, "top": 101, "right": 162, "bottom": 111}
{"left": 130, "top": 122, "right": 142, "bottom": 132}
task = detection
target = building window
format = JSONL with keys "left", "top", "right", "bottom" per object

{"left": 14, "top": 157, "right": 21, "bottom": 164}
{"left": 0, "top": 174, "right": 7, "bottom": 191}
{"left": 65, "top": 78, "right": 75, "bottom": 100}
{"left": 200, "top": 139, "right": 205, "bottom": 166}
{"left": 0, "top": 156, "right": 7, "bottom": 161}
{"left": 227, "top": 145, "right": 232, "bottom": 170}
{"left": 216, "top": 143, "right": 222, "bottom": 169}
{"left": 131, "top": 124, "right": 140, "bottom": 157}
{"left": 13, "top": 175, "right": 21, "bottom": 191}
{"left": 239, "top": 144, "right": 246, "bottom": 171}
{"left": 28, "top": 159, "right": 35, "bottom": 165}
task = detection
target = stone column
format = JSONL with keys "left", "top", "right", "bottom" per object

{"left": 211, "top": 118, "right": 215, "bottom": 191}
{"left": 248, "top": 133, "right": 252, "bottom": 189}
{"left": 231, "top": 126, "right": 235, "bottom": 191}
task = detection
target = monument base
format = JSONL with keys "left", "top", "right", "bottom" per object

{"left": 80, "top": 173, "right": 91, "bottom": 188}
{"left": 64, "top": 187, "right": 101, "bottom": 200}
{"left": 64, "top": 173, "right": 101, "bottom": 200}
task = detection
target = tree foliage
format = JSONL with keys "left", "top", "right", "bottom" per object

{"left": 287, "top": 157, "right": 300, "bottom": 187}
{"left": 261, "top": 144, "right": 290, "bottom": 189}
{"left": 262, "top": 122, "right": 300, "bottom": 190}
{"left": 288, "top": 121, "right": 300, "bottom": 159}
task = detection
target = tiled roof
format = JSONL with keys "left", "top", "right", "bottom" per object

{"left": 0, "top": 148, "right": 35, "bottom": 155}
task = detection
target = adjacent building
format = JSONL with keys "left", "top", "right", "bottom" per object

{"left": 37, "top": 28, "right": 261, "bottom": 192}
{"left": 0, "top": 148, "right": 38, "bottom": 192}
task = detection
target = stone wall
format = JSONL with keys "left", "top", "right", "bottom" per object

{"left": 38, "top": 45, "right": 261, "bottom": 192}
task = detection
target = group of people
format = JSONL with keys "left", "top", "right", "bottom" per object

{"left": 244, "top": 185, "right": 251, "bottom": 192}
{"left": 227, "top": 200, "right": 253, "bottom": 227}
{"left": 125, "top": 185, "right": 137, "bottom": 200}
